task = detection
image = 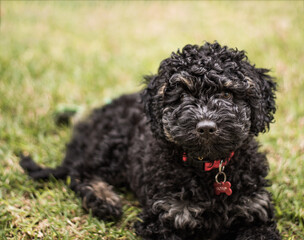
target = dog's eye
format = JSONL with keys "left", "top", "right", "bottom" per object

{"left": 220, "top": 91, "right": 233, "bottom": 100}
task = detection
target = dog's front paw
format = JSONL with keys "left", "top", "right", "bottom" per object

{"left": 135, "top": 212, "right": 185, "bottom": 240}
{"left": 235, "top": 224, "right": 281, "bottom": 240}
{"left": 152, "top": 199, "right": 203, "bottom": 230}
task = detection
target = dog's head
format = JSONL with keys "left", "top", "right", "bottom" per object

{"left": 142, "top": 42, "right": 276, "bottom": 160}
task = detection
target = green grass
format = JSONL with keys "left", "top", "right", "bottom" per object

{"left": 0, "top": 2, "right": 303, "bottom": 239}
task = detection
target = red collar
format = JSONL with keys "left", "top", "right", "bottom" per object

{"left": 182, "top": 152, "right": 234, "bottom": 171}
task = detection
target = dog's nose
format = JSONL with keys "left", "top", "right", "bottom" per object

{"left": 196, "top": 120, "right": 217, "bottom": 137}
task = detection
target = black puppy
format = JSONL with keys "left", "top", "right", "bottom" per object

{"left": 21, "top": 42, "right": 281, "bottom": 240}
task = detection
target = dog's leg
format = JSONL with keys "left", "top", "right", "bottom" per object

{"left": 134, "top": 198, "right": 202, "bottom": 240}
{"left": 70, "top": 177, "right": 123, "bottom": 220}
{"left": 235, "top": 223, "right": 281, "bottom": 240}
{"left": 231, "top": 191, "right": 281, "bottom": 240}
{"left": 135, "top": 210, "right": 187, "bottom": 240}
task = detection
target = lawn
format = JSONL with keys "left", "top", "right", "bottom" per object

{"left": 0, "top": 1, "right": 303, "bottom": 239}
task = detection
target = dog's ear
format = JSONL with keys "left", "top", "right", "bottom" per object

{"left": 249, "top": 68, "right": 276, "bottom": 135}
{"left": 141, "top": 74, "right": 166, "bottom": 139}
{"left": 141, "top": 74, "right": 160, "bottom": 121}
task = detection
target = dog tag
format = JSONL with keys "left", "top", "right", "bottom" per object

{"left": 214, "top": 181, "right": 232, "bottom": 196}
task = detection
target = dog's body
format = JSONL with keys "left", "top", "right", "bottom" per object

{"left": 21, "top": 42, "right": 281, "bottom": 239}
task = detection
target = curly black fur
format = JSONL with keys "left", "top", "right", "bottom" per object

{"left": 20, "top": 42, "right": 281, "bottom": 239}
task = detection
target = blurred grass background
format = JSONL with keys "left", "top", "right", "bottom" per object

{"left": 0, "top": 1, "right": 303, "bottom": 239}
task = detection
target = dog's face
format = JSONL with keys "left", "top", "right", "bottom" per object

{"left": 142, "top": 43, "right": 276, "bottom": 160}
{"left": 161, "top": 71, "right": 251, "bottom": 160}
